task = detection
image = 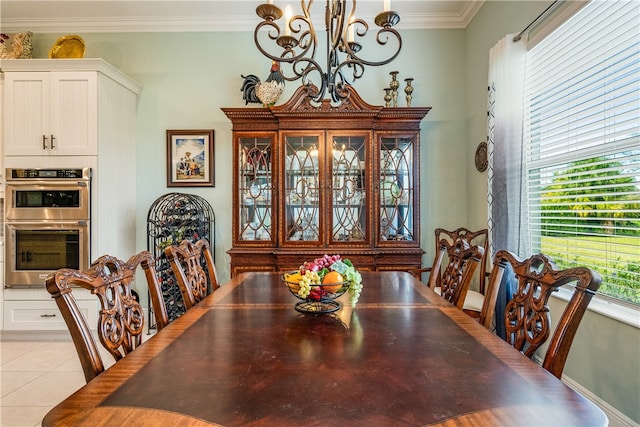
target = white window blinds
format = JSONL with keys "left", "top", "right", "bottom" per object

{"left": 524, "top": 0, "right": 640, "bottom": 304}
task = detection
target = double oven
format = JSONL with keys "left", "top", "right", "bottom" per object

{"left": 4, "top": 168, "right": 91, "bottom": 288}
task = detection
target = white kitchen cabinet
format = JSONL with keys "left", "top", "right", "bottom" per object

{"left": 3, "top": 70, "right": 98, "bottom": 156}
{"left": 1, "top": 59, "right": 142, "bottom": 331}
{"left": 2, "top": 287, "right": 97, "bottom": 330}
{"left": 2, "top": 59, "right": 140, "bottom": 158}
{"left": 3, "top": 299, "right": 98, "bottom": 331}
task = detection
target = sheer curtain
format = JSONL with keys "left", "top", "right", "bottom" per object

{"left": 486, "top": 34, "right": 527, "bottom": 338}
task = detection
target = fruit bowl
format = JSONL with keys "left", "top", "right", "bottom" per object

{"left": 281, "top": 254, "right": 362, "bottom": 314}
{"left": 282, "top": 271, "right": 349, "bottom": 314}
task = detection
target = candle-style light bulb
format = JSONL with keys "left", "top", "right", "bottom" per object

{"left": 347, "top": 18, "right": 354, "bottom": 42}
{"left": 267, "top": 0, "right": 273, "bottom": 4}
{"left": 284, "top": 5, "right": 293, "bottom": 36}
{"left": 384, "top": 0, "right": 390, "bottom": 12}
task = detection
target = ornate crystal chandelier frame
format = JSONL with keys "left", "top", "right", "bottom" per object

{"left": 254, "top": 0, "right": 402, "bottom": 103}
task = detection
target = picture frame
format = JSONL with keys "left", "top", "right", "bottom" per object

{"left": 166, "top": 129, "right": 215, "bottom": 187}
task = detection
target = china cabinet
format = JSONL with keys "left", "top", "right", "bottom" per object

{"left": 223, "top": 86, "right": 430, "bottom": 276}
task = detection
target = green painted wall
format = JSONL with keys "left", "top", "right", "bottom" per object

{"left": 30, "top": 27, "right": 469, "bottom": 281}
{"left": 24, "top": 1, "right": 639, "bottom": 421}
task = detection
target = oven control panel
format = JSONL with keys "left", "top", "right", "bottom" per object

{"left": 8, "top": 168, "right": 91, "bottom": 180}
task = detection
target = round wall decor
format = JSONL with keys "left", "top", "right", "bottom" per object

{"left": 475, "top": 141, "right": 488, "bottom": 172}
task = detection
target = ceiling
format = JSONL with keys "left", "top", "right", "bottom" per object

{"left": 0, "top": 0, "right": 484, "bottom": 33}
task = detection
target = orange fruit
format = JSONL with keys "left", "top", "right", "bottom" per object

{"left": 322, "top": 271, "right": 344, "bottom": 293}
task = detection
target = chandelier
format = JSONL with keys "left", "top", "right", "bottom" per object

{"left": 254, "top": 0, "right": 402, "bottom": 103}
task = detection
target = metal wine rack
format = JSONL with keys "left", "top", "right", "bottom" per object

{"left": 146, "top": 192, "right": 215, "bottom": 329}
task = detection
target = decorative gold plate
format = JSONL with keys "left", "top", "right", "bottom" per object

{"left": 49, "top": 35, "right": 85, "bottom": 58}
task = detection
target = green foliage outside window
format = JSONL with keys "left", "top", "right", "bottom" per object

{"left": 538, "top": 157, "right": 640, "bottom": 304}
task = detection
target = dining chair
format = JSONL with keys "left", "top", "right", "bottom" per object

{"left": 478, "top": 250, "right": 602, "bottom": 379}
{"left": 410, "top": 227, "right": 488, "bottom": 314}
{"left": 164, "top": 238, "right": 219, "bottom": 310}
{"left": 45, "top": 251, "right": 168, "bottom": 383}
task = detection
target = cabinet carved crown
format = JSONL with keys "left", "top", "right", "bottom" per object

{"left": 222, "top": 86, "right": 431, "bottom": 277}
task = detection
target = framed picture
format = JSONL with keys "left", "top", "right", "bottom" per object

{"left": 166, "top": 129, "right": 215, "bottom": 187}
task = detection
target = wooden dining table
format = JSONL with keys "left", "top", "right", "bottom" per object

{"left": 43, "top": 271, "right": 607, "bottom": 426}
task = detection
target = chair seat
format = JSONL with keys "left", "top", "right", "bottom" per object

{"left": 434, "top": 287, "right": 484, "bottom": 312}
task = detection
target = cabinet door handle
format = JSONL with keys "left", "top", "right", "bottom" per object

{"left": 51, "top": 135, "right": 56, "bottom": 149}
{"left": 40, "top": 314, "right": 57, "bottom": 318}
{"left": 43, "top": 135, "right": 48, "bottom": 150}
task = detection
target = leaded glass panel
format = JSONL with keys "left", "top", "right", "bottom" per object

{"left": 239, "top": 137, "right": 272, "bottom": 241}
{"left": 331, "top": 136, "right": 366, "bottom": 242}
{"left": 285, "top": 135, "right": 320, "bottom": 242}
{"left": 380, "top": 137, "right": 414, "bottom": 242}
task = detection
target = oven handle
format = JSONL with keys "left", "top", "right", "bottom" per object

{"left": 5, "top": 180, "right": 90, "bottom": 186}
{"left": 19, "top": 251, "right": 33, "bottom": 262}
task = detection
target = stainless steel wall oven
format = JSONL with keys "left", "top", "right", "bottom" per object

{"left": 5, "top": 168, "right": 91, "bottom": 288}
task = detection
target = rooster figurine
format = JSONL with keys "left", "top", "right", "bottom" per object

{"left": 241, "top": 61, "right": 285, "bottom": 107}
{"left": 0, "top": 32, "right": 33, "bottom": 59}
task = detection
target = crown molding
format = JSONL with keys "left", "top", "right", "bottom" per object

{"left": 0, "top": 2, "right": 484, "bottom": 33}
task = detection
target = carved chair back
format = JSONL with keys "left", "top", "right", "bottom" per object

{"left": 45, "top": 251, "right": 166, "bottom": 383}
{"left": 411, "top": 228, "right": 487, "bottom": 310}
{"left": 164, "top": 238, "right": 219, "bottom": 310}
{"left": 479, "top": 250, "right": 602, "bottom": 378}
{"left": 411, "top": 228, "right": 489, "bottom": 293}
{"left": 431, "top": 234, "right": 485, "bottom": 310}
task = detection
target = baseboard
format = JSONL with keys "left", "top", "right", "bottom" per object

{"left": 0, "top": 330, "right": 72, "bottom": 341}
{"left": 561, "top": 375, "right": 639, "bottom": 427}
{"left": 532, "top": 355, "right": 638, "bottom": 427}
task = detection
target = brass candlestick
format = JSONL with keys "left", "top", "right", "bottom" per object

{"left": 404, "top": 78, "right": 414, "bottom": 107}
{"left": 389, "top": 71, "right": 399, "bottom": 107}
{"left": 383, "top": 88, "right": 392, "bottom": 107}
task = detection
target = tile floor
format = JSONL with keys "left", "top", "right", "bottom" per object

{"left": 0, "top": 331, "right": 154, "bottom": 427}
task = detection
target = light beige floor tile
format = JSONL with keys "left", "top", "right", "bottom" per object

{"left": 0, "top": 334, "right": 156, "bottom": 423}
{"left": 0, "top": 405, "right": 50, "bottom": 427}
{"left": 1, "top": 371, "right": 85, "bottom": 407}
{"left": 0, "top": 343, "right": 78, "bottom": 372}
{"left": 53, "top": 355, "right": 83, "bottom": 372}
{"left": 0, "top": 372, "right": 42, "bottom": 398}
{"left": 0, "top": 342, "right": 47, "bottom": 366}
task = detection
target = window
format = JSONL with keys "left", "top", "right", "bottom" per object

{"left": 523, "top": 1, "right": 640, "bottom": 304}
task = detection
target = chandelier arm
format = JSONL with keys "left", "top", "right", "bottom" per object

{"left": 335, "top": 59, "right": 365, "bottom": 82}
{"left": 253, "top": 21, "right": 285, "bottom": 62}
{"left": 329, "top": 70, "right": 351, "bottom": 103}
{"left": 295, "top": 58, "right": 328, "bottom": 102}
{"left": 330, "top": 1, "right": 348, "bottom": 53}
{"left": 276, "top": 57, "right": 319, "bottom": 85}
{"left": 350, "top": 18, "right": 368, "bottom": 40}
{"left": 347, "top": 27, "right": 402, "bottom": 67}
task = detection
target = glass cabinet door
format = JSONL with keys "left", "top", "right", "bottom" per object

{"left": 379, "top": 136, "right": 415, "bottom": 243}
{"left": 238, "top": 136, "right": 273, "bottom": 242}
{"left": 284, "top": 134, "right": 322, "bottom": 244}
{"left": 329, "top": 134, "right": 367, "bottom": 244}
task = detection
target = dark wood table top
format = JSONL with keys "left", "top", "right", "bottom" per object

{"left": 43, "top": 271, "right": 607, "bottom": 426}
